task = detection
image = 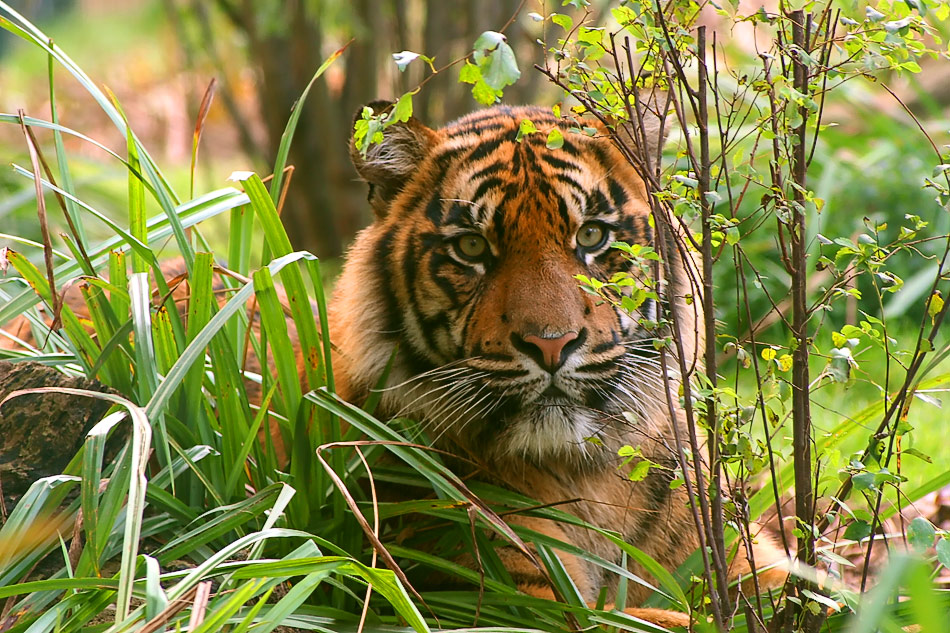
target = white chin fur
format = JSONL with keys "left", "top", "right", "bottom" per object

{"left": 498, "top": 404, "right": 600, "bottom": 464}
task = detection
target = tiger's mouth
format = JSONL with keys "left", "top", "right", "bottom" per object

{"left": 391, "top": 342, "right": 664, "bottom": 463}
{"left": 539, "top": 384, "right": 571, "bottom": 400}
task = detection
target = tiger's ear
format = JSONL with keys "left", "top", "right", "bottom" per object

{"left": 615, "top": 91, "right": 672, "bottom": 172}
{"left": 350, "top": 100, "right": 437, "bottom": 216}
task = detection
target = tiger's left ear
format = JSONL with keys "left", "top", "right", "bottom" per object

{"left": 350, "top": 100, "right": 438, "bottom": 217}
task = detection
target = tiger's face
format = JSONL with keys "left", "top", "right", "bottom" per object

{"left": 340, "top": 104, "right": 683, "bottom": 470}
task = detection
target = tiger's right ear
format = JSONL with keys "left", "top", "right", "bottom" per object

{"left": 349, "top": 100, "right": 437, "bottom": 216}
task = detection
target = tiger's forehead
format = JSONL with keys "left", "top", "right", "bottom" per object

{"left": 418, "top": 107, "right": 644, "bottom": 234}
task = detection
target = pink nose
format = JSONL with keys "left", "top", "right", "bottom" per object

{"left": 521, "top": 331, "right": 579, "bottom": 372}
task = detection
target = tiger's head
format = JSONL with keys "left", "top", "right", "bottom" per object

{"left": 331, "top": 103, "right": 697, "bottom": 472}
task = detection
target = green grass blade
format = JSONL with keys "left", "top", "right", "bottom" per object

{"left": 126, "top": 114, "right": 148, "bottom": 275}
{"left": 0, "top": 186, "right": 248, "bottom": 327}
{"left": 46, "top": 56, "right": 86, "bottom": 250}
{"left": 144, "top": 555, "right": 169, "bottom": 620}
{"left": 155, "top": 484, "right": 284, "bottom": 562}
{"left": 224, "top": 382, "right": 278, "bottom": 497}
{"left": 80, "top": 410, "right": 127, "bottom": 576}
{"left": 0, "top": 476, "right": 78, "bottom": 585}
{"left": 248, "top": 571, "right": 330, "bottom": 633}
{"left": 228, "top": 586, "right": 276, "bottom": 633}
{"left": 190, "top": 578, "right": 269, "bottom": 633}
{"left": 227, "top": 204, "right": 253, "bottom": 276}
{"left": 252, "top": 265, "right": 302, "bottom": 415}
{"left": 144, "top": 251, "right": 314, "bottom": 420}
{"left": 183, "top": 253, "right": 214, "bottom": 435}
{"left": 534, "top": 543, "right": 590, "bottom": 628}
{"left": 236, "top": 172, "right": 323, "bottom": 389}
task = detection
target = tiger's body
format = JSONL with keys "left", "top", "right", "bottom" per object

{"left": 329, "top": 103, "right": 786, "bottom": 621}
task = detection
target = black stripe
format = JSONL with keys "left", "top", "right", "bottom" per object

{"left": 425, "top": 193, "right": 444, "bottom": 225}
{"left": 445, "top": 202, "right": 475, "bottom": 226}
{"left": 539, "top": 152, "right": 577, "bottom": 172}
{"left": 586, "top": 141, "right": 614, "bottom": 173}
{"left": 555, "top": 173, "right": 586, "bottom": 197}
{"left": 454, "top": 122, "right": 511, "bottom": 135}
{"left": 535, "top": 176, "right": 552, "bottom": 198}
{"left": 375, "top": 228, "right": 402, "bottom": 338}
{"left": 576, "top": 359, "right": 617, "bottom": 374}
{"left": 403, "top": 347, "right": 437, "bottom": 377}
{"left": 556, "top": 196, "right": 572, "bottom": 233}
{"left": 403, "top": 239, "right": 440, "bottom": 355}
{"left": 591, "top": 339, "right": 619, "bottom": 354}
{"left": 466, "top": 137, "right": 506, "bottom": 163}
{"left": 472, "top": 177, "right": 504, "bottom": 204}
{"left": 608, "top": 178, "right": 629, "bottom": 209}
{"left": 432, "top": 145, "right": 467, "bottom": 171}
{"left": 428, "top": 252, "right": 461, "bottom": 306}
{"left": 492, "top": 205, "right": 506, "bottom": 244}
{"left": 471, "top": 160, "right": 509, "bottom": 182}
{"left": 586, "top": 188, "right": 611, "bottom": 215}
{"left": 558, "top": 136, "right": 580, "bottom": 156}
{"left": 517, "top": 141, "right": 537, "bottom": 168}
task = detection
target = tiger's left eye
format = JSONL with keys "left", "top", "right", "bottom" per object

{"left": 577, "top": 222, "right": 608, "bottom": 250}
{"left": 456, "top": 234, "right": 489, "bottom": 260}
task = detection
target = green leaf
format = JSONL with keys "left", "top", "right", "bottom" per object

{"left": 844, "top": 519, "right": 871, "bottom": 541}
{"left": 517, "top": 118, "right": 537, "bottom": 142}
{"left": 143, "top": 555, "right": 168, "bottom": 620}
{"left": 628, "top": 460, "right": 651, "bottom": 482}
{"left": 852, "top": 472, "right": 878, "bottom": 491}
{"left": 928, "top": 291, "right": 944, "bottom": 323}
{"left": 473, "top": 31, "right": 520, "bottom": 91}
{"left": 907, "top": 517, "right": 936, "bottom": 553}
{"left": 672, "top": 174, "right": 698, "bottom": 188}
{"left": 551, "top": 13, "right": 573, "bottom": 30}
{"left": 391, "top": 91, "right": 414, "bottom": 123}
{"left": 458, "top": 61, "right": 480, "bottom": 84}
{"left": 472, "top": 78, "right": 498, "bottom": 105}
{"left": 937, "top": 538, "right": 950, "bottom": 568}
{"left": 725, "top": 224, "right": 740, "bottom": 245}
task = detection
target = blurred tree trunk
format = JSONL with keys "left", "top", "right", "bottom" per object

{"left": 253, "top": 1, "right": 341, "bottom": 257}
{"left": 213, "top": 0, "right": 378, "bottom": 258}
{"left": 172, "top": 0, "right": 544, "bottom": 256}
{"left": 336, "top": 0, "right": 381, "bottom": 236}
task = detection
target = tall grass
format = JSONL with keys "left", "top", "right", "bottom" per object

{"left": 1, "top": 4, "right": 949, "bottom": 633}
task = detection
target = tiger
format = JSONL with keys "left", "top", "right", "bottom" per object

{"left": 328, "top": 101, "right": 788, "bottom": 627}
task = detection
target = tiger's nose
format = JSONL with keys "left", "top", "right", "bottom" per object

{"left": 513, "top": 330, "right": 583, "bottom": 372}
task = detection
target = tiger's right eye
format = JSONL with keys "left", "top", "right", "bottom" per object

{"left": 455, "top": 234, "right": 489, "bottom": 260}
